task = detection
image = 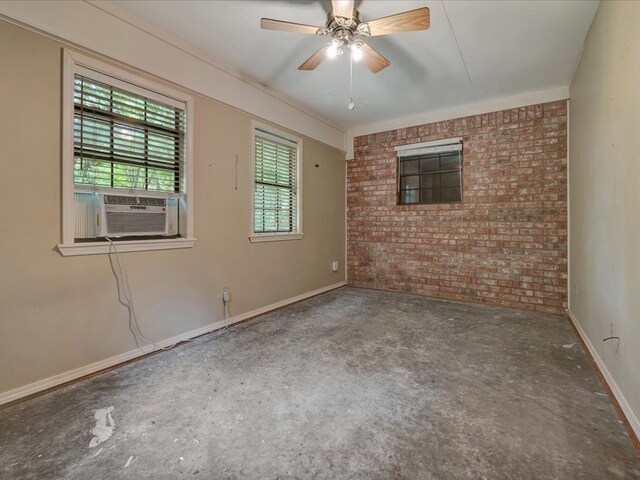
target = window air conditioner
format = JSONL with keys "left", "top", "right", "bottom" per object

{"left": 97, "top": 194, "right": 169, "bottom": 237}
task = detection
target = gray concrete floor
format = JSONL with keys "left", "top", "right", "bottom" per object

{"left": 1, "top": 287, "right": 639, "bottom": 479}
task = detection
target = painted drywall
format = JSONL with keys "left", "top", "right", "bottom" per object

{"left": 569, "top": 0, "right": 640, "bottom": 431}
{"left": 0, "top": 20, "right": 345, "bottom": 396}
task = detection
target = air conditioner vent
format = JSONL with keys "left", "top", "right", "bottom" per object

{"left": 106, "top": 212, "right": 167, "bottom": 234}
{"left": 105, "top": 195, "right": 138, "bottom": 205}
{"left": 138, "top": 197, "right": 166, "bottom": 206}
{"left": 98, "top": 194, "right": 168, "bottom": 237}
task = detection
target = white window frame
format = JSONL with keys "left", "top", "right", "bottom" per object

{"left": 58, "top": 50, "right": 195, "bottom": 256}
{"left": 249, "top": 121, "right": 303, "bottom": 243}
{"left": 394, "top": 137, "right": 463, "bottom": 156}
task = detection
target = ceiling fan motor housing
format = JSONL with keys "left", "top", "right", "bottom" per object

{"left": 317, "top": 9, "right": 370, "bottom": 51}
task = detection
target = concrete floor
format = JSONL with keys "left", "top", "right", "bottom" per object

{"left": 1, "top": 287, "right": 639, "bottom": 479}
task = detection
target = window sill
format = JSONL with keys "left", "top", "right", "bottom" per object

{"left": 57, "top": 238, "right": 197, "bottom": 256}
{"left": 249, "top": 233, "right": 303, "bottom": 243}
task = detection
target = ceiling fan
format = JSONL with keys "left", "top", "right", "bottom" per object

{"left": 261, "top": 0, "right": 430, "bottom": 74}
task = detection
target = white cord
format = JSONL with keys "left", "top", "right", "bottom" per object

{"left": 220, "top": 298, "right": 229, "bottom": 332}
{"left": 105, "top": 237, "right": 188, "bottom": 352}
{"left": 350, "top": 49, "right": 353, "bottom": 103}
{"left": 442, "top": 0, "right": 478, "bottom": 105}
{"left": 348, "top": 49, "right": 355, "bottom": 110}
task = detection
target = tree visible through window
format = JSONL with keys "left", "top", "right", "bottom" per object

{"left": 73, "top": 75, "right": 185, "bottom": 193}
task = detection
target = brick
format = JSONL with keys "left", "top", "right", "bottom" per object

{"left": 348, "top": 100, "right": 568, "bottom": 314}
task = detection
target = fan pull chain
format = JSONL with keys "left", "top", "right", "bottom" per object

{"left": 348, "top": 49, "right": 355, "bottom": 110}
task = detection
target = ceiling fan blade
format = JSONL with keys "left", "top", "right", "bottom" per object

{"left": 360, "top": 43, "right": 390, "bottom": 74}
{"left": 365, "top": 7, "right": 430, "bottom": 36}
{"left": 332, "top": 0, "right": 354, "bottom": 19}
{"left": 298, "top": 46, "right": 328, "bottom": 71}
{"left": 261, "top": 18, "right": 323, "bottom": 35}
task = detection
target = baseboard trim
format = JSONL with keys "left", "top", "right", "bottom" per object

{"left": 567, "top": 310, "right": 640, "bottom": 443}
{"left": 0, "top": 281, "right": 347, "bottom": 406}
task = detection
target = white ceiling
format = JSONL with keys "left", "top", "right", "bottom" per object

{"left": 110, "top": 0, "right": 598, "bottom": 131}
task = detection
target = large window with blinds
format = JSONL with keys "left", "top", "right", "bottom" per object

{"left": 73, "top": 75, "right": 185, "bottom": 193}
{"left": 252, "top": 125, "right": 301, "bottom": 239}
{"left": 397, "top": 138, "right": 463, "bottom": 205}
{"left": 59, "top": 50, "right": 194, "bottom": 256}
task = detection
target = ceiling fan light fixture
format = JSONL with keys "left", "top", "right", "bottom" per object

{"left": 326, "top": 39, "right": 339, "bottom": 58}
{"left": 351, "top": 41, "right": 363, "bottom": 61}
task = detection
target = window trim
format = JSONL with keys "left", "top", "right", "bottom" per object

{"left": 395, "top": 137, "right": 463, "bottom": 155}
{"left": 396, "top": 137, "right": 463, "bottom": 206}
{"left": 58, "top": 49, "right": 195, "bottom": 256}
{"left": 249, "top": 121, "right": 303, "bottom": 243}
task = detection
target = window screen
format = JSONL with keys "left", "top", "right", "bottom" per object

{"left": 398, "top": 143, "right": 462, "bottom": 205}
{"left": 254, "top": 130, "right": 298, "bottom": 233}
{"left": 73, "top": 75, "right": 185, "bottom": 193}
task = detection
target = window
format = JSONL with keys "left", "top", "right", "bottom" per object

{"left": 396, "top": 138, "right": 463, "bottom": 205}
{"left": 73, "top": 75, "right": 184, "bottom": 194}
{"left": 59, "top": 50, "right": 195, "bottom": 256}
{"left": 250, "top": 123, "right": 302, "bottom": 242}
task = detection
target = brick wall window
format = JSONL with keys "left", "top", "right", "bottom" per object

{"left": 397, "top": 138, "right": 463, "bottom": 205}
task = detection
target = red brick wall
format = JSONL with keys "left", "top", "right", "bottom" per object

{"left": 347, "top": 101, "right": 567, "bottom": 314}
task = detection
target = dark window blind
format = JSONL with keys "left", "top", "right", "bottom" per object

{"left": 254, "top": 133, "right": 298, "bottom": 233}
{"left": 73, "top": 75, "right": 185, "bottom": 193}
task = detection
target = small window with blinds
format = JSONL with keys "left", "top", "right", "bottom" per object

{"left": 397, "top": 138, "right": 463, "bottom": 205}
{"left": 252, "top": 126, "right": 301, "bottom": 238}
{"left": 60, "top": 50, "right": 195, "bottom": 255}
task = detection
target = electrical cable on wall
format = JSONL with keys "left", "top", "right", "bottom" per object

{"left": 220, "top": 289, "right": 230, "bottom": 332}
{"left": 105, "top": 237, "right": 190, "bottom": 352}
{"left": 457, "top": 145, "right": 465, "bottom": 249}
{"left": 443, "top": 0, "right": 477, "bottom": 257}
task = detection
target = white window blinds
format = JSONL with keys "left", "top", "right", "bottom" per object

{"left": 254, "top": 130, "right": 298, "bottom": 234}
{"left": 73, "top": 74, "right": 186, "bottom": 193}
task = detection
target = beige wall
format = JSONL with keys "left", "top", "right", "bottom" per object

{"left": 569, "top": 1, "right": 640, "bottom": 429}
{"left": 0, "top": 21, "right": 345, "bottom": 396}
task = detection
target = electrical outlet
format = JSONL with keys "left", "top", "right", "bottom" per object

{"left": 331, "top": 260, "right": 339, "bottom": 272}
{"left": 222, "top": 285, "right": 230, "bottom": 303}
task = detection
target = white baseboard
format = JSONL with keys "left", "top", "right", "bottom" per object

{"left": 0, "top": 281, "right": 346, "bottom": 406}
{"left": 567, "top": 310, "right": 640, "bottom": 441}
